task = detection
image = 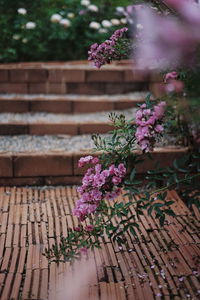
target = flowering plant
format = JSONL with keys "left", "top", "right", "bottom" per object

{"left": 44, "top": 0, "right": 200, "bottom": 264}
{"left": 45, "top": 94, "right": 200, "bottom": 263}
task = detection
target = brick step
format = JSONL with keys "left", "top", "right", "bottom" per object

{"left": 0, "top": 145, "right": 188, "bottom": 186}
{"left": 0, "top": 109, "right": 136, "bottom": 135}
{"left": 0, "top": 92, "right": 147, "bottom": 113}
{"left": 0, "top": 61, "right": 161, "bottom": 95}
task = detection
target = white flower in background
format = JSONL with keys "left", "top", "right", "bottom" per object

{"left": 25, "top": 22, "right": 36, "bottom": 29}
{"left": 102, "top": 20, "right": 112, "bottom": 28}
{"left": 111, "top": 19, "right": 120, "bottom": 26}
{"left": 51, "top": 14, "right": 62, "bottom": 23}
{"left": 81, "top": 0, "right": 90, "bottom": 6}
{"left": 22, "top": 38, "right": 28, "bottom": 43}
{"left": 60, "top": 18, "right": 71, "bottom": 27}
{"left": 17, "top": 8, "right": 27, "bottom": 15}
{"left": 88, "top": 4, "right": 98, "bottom": 12}
{"left": 13, "top": 34, "right": 21, "bottom": 40}
{"left": 120, "top": 18, "right": 127, "bottom": 24}
{"left": 136, "top": 23, "right": 144, "bottom": 29}
{"left": 89, "top": 21, "right": 101, "bottom": 29}
{"left": 116, "top": 6, "right": 124, "bottom": 13}
{"left": 67, "top": 12, "right": 75, "bottom": 19}
{"left": 99, "top": 28, "right": 108, "bottom": 34}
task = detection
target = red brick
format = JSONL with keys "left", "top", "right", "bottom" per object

{"left": 86, "top": 70, "right": 124, "bottom": 82}
{"left": 125, "top": 70, "right": 149, "bottom": 82}
{"left": 14, "top": 153, "right": 73, "bottom": 177}
{"left": 0, "top": 70, "right": 8, "bottom": 82}
{"left": 0, "top": 177, "right": 44, "bottom": 186}
{"left": 124, "top": 82, "right": 148, "bottom": 93}
{"left": 48, "top": 69, "right": 85, "bottom": 83}
{"left": 0, "top": 124, "right": 28, "bottom": 135}
{"left": 10, "top": 69, "right": 28, "bottom": 82}
{"left": 0, "top": 83, "right": 27, "bottom": 93}
{"left": 29, "top": 123, "right": 78, "bottom": 135}
{"left": 79, "top": 122, "right": 113, "bottom": 134}
{"left": 134, "top": 147, "right": 189, "bottom": 173}
{"left": 47, "top": 83, "right": 67, "bottom": 94}
{"left": 150, "top": 71, "right": 163, "bottom": 82}
{"left": 73, "top": 100, "right": 114, "bottom": 113}
{"left": 30, "top": 100, "right": 72, "bottom": 113}
{"left": 115, "top": 59, "right": 133, "bottom": 66}
{"left": 27, "top": 69, "right": 47, "bottom": 82}
{"left": 105, "top": 83, "right": 123, "bottom": 94}
{"left": 0, "top": 154, "right": 13, "bottom": 177}
{"left": 67, "top": 83, "right": 105, "bottom": 95}
{"left": 149, "top": 83, "right": 166, "bottom": 98}
{"left": 45, "top": 176, "right": 82, "bottom": 185}
{"left": 114, "top": 100, "right": 138, "bottom": 110}
{"left": 0, "top": 100, "right": 29, "bottom": 113}
{"left": 29, "top": 83, "right": 47, "bottom": 94}
{"left": 48, "top": 70, "right": 63, "bottom": 82}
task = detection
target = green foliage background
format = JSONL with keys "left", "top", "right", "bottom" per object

{"left": 0, "top": 0, "right": 133, "bottom": 62}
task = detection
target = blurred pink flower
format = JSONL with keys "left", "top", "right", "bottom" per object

{"left": 164, "top": 71, "right": 178, "bottom": 83}
{"left": 165, "top": 79, "right": 184, "bottom": 93}
{"left": 164, "top": 0, "right": 200, "bottom": 27}
{"left": 134, "top": 6, "right": 199, "bottom": 70}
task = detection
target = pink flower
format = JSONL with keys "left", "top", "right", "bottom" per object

{"left": 115, "top": 163, "right": 127, "bottom": 177}
{"left": 165, "top": 80, "right": 184, "bottom": 93}
{"left": 105, "top": 188, "right": 121, "bottom": 201}
{"left": 92, "top": 157, "right": 99, "bottom": 164}
{"left": 112, "top": 176, "right": 122, "bottom": 185}
{"left": 85, "top": 225, "right": 95, "bottom": 232}
{"left": 135, "top": 101, "right": 166, "bottom": 152}
{"left": 153, "top": 102, "right": 166, "bottom": 119}
{"left": 74, "top": 161, "right": 126, "bottom": 221}
{"left": 74, "top": 226, "right": 81, "bottom": 232}
{"left": 80, "top": 247, "right": 88, "bottom": 255}
{"left": 108, "top": 164, "right": 116, "bottom": 175}
{"left": 78, "top": 155, "right": 94, "bottom": 168}
{"left": 88, "top": 27, "right": 128, "bottom": 68}
{"left": 155, "top": 124, "right": 164, "bottom": 133}
{"left": 164, "top": 71, "right": 178, "bottom": 83}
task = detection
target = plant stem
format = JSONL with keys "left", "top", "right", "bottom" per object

{"left": 151, "top": 173, "right": 200, "bottom": 195}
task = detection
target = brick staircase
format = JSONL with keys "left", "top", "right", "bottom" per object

{"left": 0, "top": 61, "right": 187, "bottom": 185}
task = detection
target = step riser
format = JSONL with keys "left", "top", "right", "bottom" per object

{"left": 0, "top": 123, "right": 113, "bottom": 135}
{"left": 0, "top": 63, "right": 161, "bottom": 95}
{"left": 0, "top": 99, "right": 141, "bottom": 113}
{"left": 0, "top": 148, "right": 188, "bottom": 186}
{"left": 0, "top": 82, "right": 149, "bottom": 95}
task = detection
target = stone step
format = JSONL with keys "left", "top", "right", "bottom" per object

{"left": 0, "top": 135, "right": 188, "bottom": 185}
{"left": 0, "top": 108, "right": 136, "bottom": 135}
{"left": 0, "top": 92, "right": 147, "bottom": 113}
{"left": 0, "top": 61, "right": 161, "bottom": 95}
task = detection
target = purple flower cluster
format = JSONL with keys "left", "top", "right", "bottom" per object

{"left": 88, "top": 27, "right": 128, "bottom": 68}
{"left": 73, "top": 156, "right": 126, "bottom": 221}
{"left": 135, "top": 102, "right": 166, "bottom": 152}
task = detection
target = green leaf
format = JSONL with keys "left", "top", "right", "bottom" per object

{"left": 130, "top": 168, "right": 136, "bottom": 181}
{"left": 159, "top": 215, "right": 165, "bottom": 227}
{"left": 164, "top": 209, "right": 176, "bottom": 217}
{"left": 129, "top": 226, "right": 137, "bottom": 236}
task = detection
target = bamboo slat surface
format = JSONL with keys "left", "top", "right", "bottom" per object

{"left": 0, "top": 187, "right": 199, "bottom": 300}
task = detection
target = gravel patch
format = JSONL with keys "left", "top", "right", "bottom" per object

{"left": 0, "top": 108, "right": 137, "bottom": 124}
{"left": 0, "top": 134, "right": 181, "bottom": 153}
{"left": 0, "top": 92, "right": 148, "bottom": 101}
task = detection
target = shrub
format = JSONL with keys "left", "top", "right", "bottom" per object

{"left": 0, "top": 0, "right": 132, "bottom": 62}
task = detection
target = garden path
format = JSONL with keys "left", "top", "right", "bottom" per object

{"left": 0, "top": 186, "right": 199, "bottom": 299}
